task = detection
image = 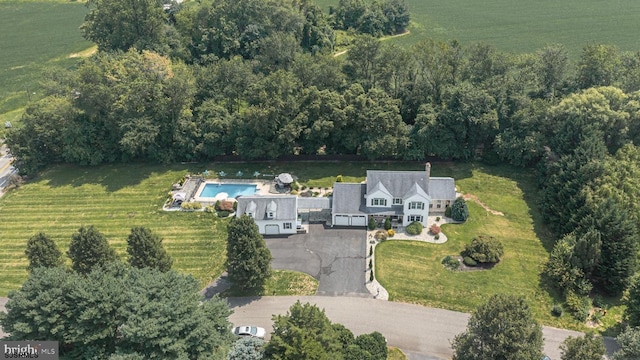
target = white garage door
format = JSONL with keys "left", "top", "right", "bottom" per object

{"left": 264, "top": 224, "right": 280, "bottom": 235}
{"left": 334, "top": 215, "right": 350, "bottom": 226}
{"left": 351, "top": 215, "right": 367, "bottom": 227}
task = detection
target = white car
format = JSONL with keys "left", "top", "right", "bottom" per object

{"left": 232, "top": 325, "right": 266, "bottom": 338}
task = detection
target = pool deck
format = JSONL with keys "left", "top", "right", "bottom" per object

{"left": 192, "top": 179, "right": 273, "bottom": 205}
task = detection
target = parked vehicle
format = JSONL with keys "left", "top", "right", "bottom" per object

{"left": 232, "top": 325, "right": 266, "bottom": 338}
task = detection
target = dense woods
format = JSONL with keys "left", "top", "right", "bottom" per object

{"left": 5, "top": 0, "right": 640, "bottom": 324}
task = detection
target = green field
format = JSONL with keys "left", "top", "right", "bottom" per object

{"left": 375, "top": 163, "right": 624, "bottom": 332}
{"left": 316, "top": 0, "right": 640, "bottom": 58}
{"left": 0, "top": 0, "right": 91, "bottom": 130}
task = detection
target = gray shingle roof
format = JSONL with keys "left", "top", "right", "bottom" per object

{"left": 236, "top": 195, "right": 297, "bottom": 220}
{"left": 366, "top": 170, "right": 428, "bottom": 198}
{"left": 429, "top": 177, "right": 456, "bottom": 200}
{"left": 332, "top": 183, "right": 366, "bottom": 214}
{"left": 297, "top": 197, "right": 331, "bottom": 209}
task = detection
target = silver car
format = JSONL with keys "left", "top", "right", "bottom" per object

{"left": 232, "top": 325, "right": 266, "bottom": 338}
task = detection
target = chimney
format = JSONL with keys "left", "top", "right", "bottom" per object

{"left": 425, "top": 162, "right": 431, "bottom": 178}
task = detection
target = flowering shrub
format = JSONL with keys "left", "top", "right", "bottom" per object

{"left": 430, "top": 224, "right": 441, "bottom": 235}
{"left": 387, "top": 229, "right": 395, "bottom": 237}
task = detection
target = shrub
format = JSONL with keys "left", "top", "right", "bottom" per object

{"left": 463, "top": 256, "right": 477, "bottom": 266}
{"left": 301, "top": 185, "right": 307, "bottom": 190}
{"left": 387, "top": 229, "right": 395, "bottom": 238}
{"left": 436, "top": 216, "right": 440, "bottom": 222}
{"left": 369, "top": 259, "right": 372, "bottom": 269}
{"left": 369, "top": 246, "right": 373, "bottom": 257}
{"left": 291, "top": 182, "right": 299, "bottom": 191}
{"left": 384, "top": 218, "right": 392, "bottom": 230}
{"left": 368, "top": 217, "right": 376, "bottom": 230}
{"left": 565, "top": 291, "right": 591, "bottom": 322}
{"left": 312, "top": 191, "right": 320, "bottom": 197}
{"left": 336, "top": 175, "right": 343, "bottom": 182}
{"left": 429, "top": 224, "right": 441, "bottom": 235}
{"left": 445, "top": 206, "right": 452, "bottom": 218}
{"left": 181, "top": 202, "right": 202, "bottom": 210}
{"left": 451, "top": 197, "right": 469, "bottom": 222}
{"left": 463, "top": 235, "right": 504, "bottom": 264}
{"left": 406, "top": 221, "right": 423, "bottom": 235}
{"left": 233, "top": 201, "right": 238, "bottom": 211}
{"left": 369, "top": 270, "right": 374, "bottom": 282}
{"left": 374, "top": 230, "right": 388, "bottom": 241}
{"left": 551, "top": 304, "right": 563, "bottom": 317}
{"left": 442, "top": 256, "right": 460, "bottom": 271}
{"left": 217, "top": 210, "right": 230, "bottom": 218}
{"left": 592, "top": 294, "right": 605, "bottom": 309}
{"left": 434, "top": 234, "right": 440, "bottom": 240}
{"left": 204, "top": 206, "right": 215, "bottom": 213}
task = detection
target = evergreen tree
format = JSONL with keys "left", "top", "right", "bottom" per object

{"left": 25, "top": 232, "right": 63, "bottom": 271}
{"left": 452, "top": 294, "right": 543, "bottom": 360}
{"left": 226, "top": 215, "right": 272, "bottom": 290}
{"left": 227, "top": 337, "right": 265, "bottom": 360}
{"left": 612, "top": 326, "right": 640, "bottom": 360}
{"left": 624, "top": 276, "right": 640, "bottom": 327}
{"left": 451, "top": 197, "right": 469, "bottom": 222}
{"left": 67, "top": 225, "right": 118, "bottom": 275}
{"left": 126, "top": 226, "right": 172, "bottom": 271}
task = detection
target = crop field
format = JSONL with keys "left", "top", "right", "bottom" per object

{"left": 316, "top": 0, "right": 640, "bottom": 58}
{"left": 0, "top": 0, "right": 92, "bottom": 129}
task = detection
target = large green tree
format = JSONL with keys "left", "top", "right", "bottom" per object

{"left": 82, "top": 0, "right": 168, "bottom": 53}
{"left": 67, "top": 225, "right": 118, "bottom": 275}
{"left": 226, "top": 215, "right": 272, "bottom": 290}
{"left": 0, "top": 263, "right": 234, "bottom": 358}
{"left": 624, "top": 276, "right": 640, "bottom": 327}
{"left": 560, "top": 333, "right": 605, "bottom": 360}
{"left": 25, "top": 232, "right": 63, "bottom": 271}
{"left": 227, "top": 337, "right": 265, "bottom": 360}
{"left": 451, "top": 294, "right": 544, "bottom": 360}
{"left": 126, "top": 226, "right": 172, "bottom": 271}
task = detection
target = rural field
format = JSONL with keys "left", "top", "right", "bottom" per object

{"left": 0, "top": 0, "right": 91, "bottom": 132}
{"left": 0, "top": 160, "right": 622, "bottom": 332}
{"left": 317, "top": 0, "right": 640, "bottom": 58}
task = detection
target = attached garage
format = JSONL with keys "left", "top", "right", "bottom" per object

{"left": 333, "top": 214, "right": 367, "bottom": 227}
{"left": 264, "top": 224, "right": 280, "bottom": 235}
{"left": 350, "top": 215, "right": 367, "bottom": 227}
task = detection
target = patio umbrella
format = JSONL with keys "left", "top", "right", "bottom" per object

{"left": 277, "top": 173, "right": 293, "bottom": 184}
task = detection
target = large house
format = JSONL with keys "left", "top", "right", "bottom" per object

{"left": 236, "top": 164, "right": 456, "bottom": 235}
{"left": 331, "top": 163, "right": 456, "bottom": 228}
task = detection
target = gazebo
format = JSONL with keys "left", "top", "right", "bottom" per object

{"left": 172, "top": 192, "right": 187, "bottom": 205}
{"left": 275, "top": 173, "right": 294, "bottom": 188}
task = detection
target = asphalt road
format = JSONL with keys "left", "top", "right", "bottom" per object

{"left": 0, "top": 143, "right": 16, "bottom": 190}
{"left": 228, "top": 296, "right": 620, "bottom": 360}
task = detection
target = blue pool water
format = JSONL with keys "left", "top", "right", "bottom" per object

{"left": 199, "top": 183, "right": 257, "bottom": 198}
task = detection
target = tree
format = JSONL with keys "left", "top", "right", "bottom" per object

{"left": 451, "top": 197, "right": 469, "bottom": 222}
{"left": 354, "top": 332, "right": 387, "bottom": 360}
{"left": 82, "top": 0, "right": 168, "bottom": 53}
{"left": 451, "top": 294, "right": 543, "bottom": 360}
{"left": 227, "top": 337, "right": 265, "bottom": 360}
{"left": 226, "top": 215, "right": 272, "bottom": 290}
{"left": 535, "top": 44, "right": 569, "bottom": 99}
{"left": 25, "top": 232, "right": 62, "bottom": 271}
{"left": 463, "top": 236, "right": 504, "bottom": 264}
{"left": 576, "top": 44, "right": 621, "bottom": 89}
{"left": 543, "top": 234, "right": 591, "bottom": 296}
{"left": 0, "top": 264, "right": 235, "bottom": 358}
{"left": 560, "top": 333, "right": 605, "bottom": 360}
{"left": 67, "top": 225, "right": 118, "bottom": 275}
{"left": 612, "top": 326, "right": 640, "bottom": 360}
{"left": 625, "top": 276, "right": 640, "bottom": 327}
{"left": 265, "top": 301, "right": 348, "bottom": 359}
{"left": 126, "top": 226, "right": 172, "bottom": 271}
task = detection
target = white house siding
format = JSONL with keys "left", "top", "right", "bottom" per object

{"left": 256, "top": 219, "right": 297, "bottom": 235}
{"left": 402, "top": 193, "right": 430, "bottom": 226}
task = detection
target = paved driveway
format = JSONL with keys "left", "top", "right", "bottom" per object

{"left": 265, "top": 224, "right": 369, "bottom": 296}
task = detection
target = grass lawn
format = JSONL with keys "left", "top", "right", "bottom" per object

{"left": 315, "top": 0, "right": 640, "bottom": 58}
{"left": 221, "top": 270, "right": 318, "bottom": 297}
{"left": 387, "top": 347, "right": 407, "bottom": 360}
{"left": 375, "top": 162, "right": 624, "bottom": 332}
{"left": 0, "top": 0, "right": 92, "bottom": 134}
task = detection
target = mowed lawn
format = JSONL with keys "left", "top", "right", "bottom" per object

{"left": 316, "top": 0, "right": 640, "bottom": 58}
{"left": 0, "top": 0, "right": 92, "bottom": 131}
{"left": 375, "top": 163, "right": 597, "bottom": 330}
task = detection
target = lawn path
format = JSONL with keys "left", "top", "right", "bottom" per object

{"left": 462, "top": 193, "right": 504, "bottom": 216}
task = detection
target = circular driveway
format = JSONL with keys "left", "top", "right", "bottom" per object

{"left": 265, "top": 224, "right": 369, "bottom": 296}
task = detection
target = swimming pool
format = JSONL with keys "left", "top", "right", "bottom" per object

{"left": 198, "top": 183, "right": 258, "bottom": 199}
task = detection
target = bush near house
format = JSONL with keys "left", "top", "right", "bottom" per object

{"left": 384, "top": 218, "right": 392, "bottom": 230}
{"left": 368, "top": 217, "right": 376, "bottom": 230}
{"left": 445, "top": 206, "right": 452, "bottom": 218}
{"left": 451, "top": 197, "right": 469, "bottom": 222}
{"left": 429, "top": 224, "right": 441, "bottom": 235}
{"left": 405, "top": 221, "right": 423, "bottom": 235}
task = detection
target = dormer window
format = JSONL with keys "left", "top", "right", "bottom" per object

{"left": 267, "top": 200, "right": 277, "bottom": 219}
{"left": 246, "top": 201, "right": 257, "bottom": 219}
{"left": 371, "top": 198, "right": 387, "bottom": 206}
{"left": 393, "top": 198, "right": 403, "bottom": 205}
